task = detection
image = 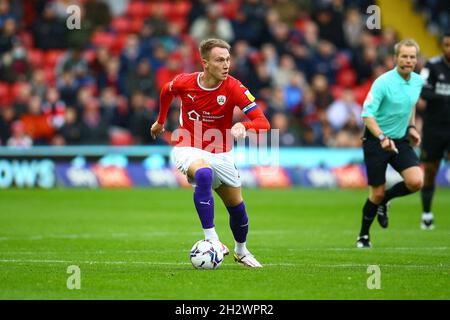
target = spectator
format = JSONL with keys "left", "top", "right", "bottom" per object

{"left": 32, "top": 3, "right": 67, "bottom": 49}
{"left": 7, "top": 120, "right": 32, "bottom": 147}
{"left": 42, "top": 87, "right": 66, "bottom": 130}
{"left": 343, "top": 7, "right": 364, "bottom": 49}
{"left": 57, "top": 107, "right": 81, "bottom": 145}
{"left": 79, "top": 97, "right": 109, "bottom": 145}
{"left": 271, "top": 112, "right": 300, "bottom": 146}
{"left": 190, "top": 3, "right": 234, "bottom": 43}
{"left": 128, "top": 91, "right": 156, "bottom": 144}
{"left": 0, "top": 105, "right": 16, "bottom": 145}
{"left": 0, "top": 17, "right": 17, "bottom": 54}
{"left": 326, "top": 89, "right": 363, "bottom": 132}
{"left": 20, "top": 95, "right": 55, "bottom": 145}
{"left": 126, "top": 58, "right": 156, "bottom": 98}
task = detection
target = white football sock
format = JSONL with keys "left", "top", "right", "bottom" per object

{"left": 422, "top": 212, "right": 433, "bottom": 220}
{"left": 203, "top": 227, "right": 219, "bottom": 241}
{"left": 235, "top": 241, "right": 250, "bottom": 256}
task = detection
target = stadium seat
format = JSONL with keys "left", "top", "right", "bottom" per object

{"left": 129, "top": 18, "right": 144, "bottom": 34}
{"left": 83, "top": 49, "right": 97, "bottom": 64}
{"left": 336, "top": 68, "right": 357, "bottom": 88}
{"left": 44, "top": 67, "right": 56, "bottom": 86}
{"left": 331, "top": 85, "right": 344, "bottom": 99}
{"left": 166, "top": 1, "right": 192, "bottom": 20}
{"left": 27, "top": 49, "right": 44, "bottom": 68}
{"left": 91, "top": 31, "right": 115, "bottom": 50}
{"left": 19, "top": 31, "right": 34, "bottom": 48}
{"left": 10, "top": 82, "right": 28, "bottom": 101}
{"left": 44, "top": 50, "right": 64, "bottom": 69}
{"left": 111, "top": 17, "right": 129, "bottom": 34}
{"left": 110, "top": 129, "right": 134, "bottom": 146}
{"left": 0, "top": 82, "right": 11, "bottom": 105}
{"left": 127, "top": 1, "right": 147, "bottom": 18}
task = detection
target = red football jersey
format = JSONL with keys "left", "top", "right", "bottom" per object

{"left": 168, "top": 72, "right": 257, "bottom": 153}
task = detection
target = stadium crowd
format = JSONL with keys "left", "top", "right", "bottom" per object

{"left": 0, "top": 0, "right": 445, "bottom": 148}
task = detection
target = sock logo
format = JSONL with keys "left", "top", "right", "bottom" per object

{"left": 200, "top": 200, "right": 211, "bottom": 206}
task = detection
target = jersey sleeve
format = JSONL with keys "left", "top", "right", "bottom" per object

{"left": 361, "top": 77, "right": 385, "bottom": 118}
{"left": 156, "top": 73, "right": 185, "bottom": 124}
{"left": 420, "top": 61, "right": 442, "bottom": 102}
{"left": 232, "top": 81, "right": 258, "bottom": 115}
{"left": 167, "top": 73, "right": 185, "bottom": 95}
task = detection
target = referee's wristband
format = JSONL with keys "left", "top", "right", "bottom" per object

{"left": 407, "top": 125, "right": 417, "bottom": 131}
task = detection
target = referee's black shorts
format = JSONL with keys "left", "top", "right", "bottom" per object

{"left": 420, "top": 123, "right": 450, "bottom": 162}
{"left": 363, "top": 131, "right": 420, "bottom": 186}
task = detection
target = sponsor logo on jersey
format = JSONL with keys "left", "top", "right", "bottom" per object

{"left": 187, "top": 110, "right": 201, "bottom": 121}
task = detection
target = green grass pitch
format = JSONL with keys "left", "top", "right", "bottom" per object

{"left": 0, "top": 188, "right": 449, "bottom": 299}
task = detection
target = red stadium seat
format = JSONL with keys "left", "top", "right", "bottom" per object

{"left": 129, "top": 18, "right": 144, "bottom": 33}
{"left": 44, "top": 67, "right": 56, "bottom": 86}
{"left": 91, "top": 31, "right": 115, "bottom": 49}
{"left": 166, "top": 1, "right": 191, "bottom": 20}
{"left": 28, "top": 49, "right": 44, "bottom": 68}
{"left": 111, "top": 17, "right": 129, "bottom": 34}
{"left": 331, "top": 85, "right": 344, "bottom": 99}
{"left": 0, "top": 82, "right": 11, "bottom": 105}
{"left": 110, "top": 129, "right": 134, "bottom": 145}
{"left": 11, "top": 82, "right": 28, "bottom": 101}
{"left": 44, "top": 50, "right": 64, "bottom": 69}
{"left": 336, "top": 68, "right": 357, "bottom": 88}
{"left": 83, "top": 49, "right": 97, "bottom": 63}
{"left": 19, "top": 31, "right": 34, "bottom": 48}
{"left": 127, "top": 1, "right": 147, "bottom": 18}
{"left": 111, "top": 34, "right": 128, "bottom": 55}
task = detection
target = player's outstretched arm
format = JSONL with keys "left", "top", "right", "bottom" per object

{"left": 150, "top": 82, "right": 174, "bottom": 140}
{"left": 231, "top": 108, "right": 270, "bottom": 140}
{"left": 150, "top": 121, "right": 165, "bottom": 139}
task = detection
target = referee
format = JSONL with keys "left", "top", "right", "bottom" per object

{"left": 419, "top": 32, "right": 450, "bottom": 230}
{"left": 356, "top": 39, "right": 424, "bottom": 248}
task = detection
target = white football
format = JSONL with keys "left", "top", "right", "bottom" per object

{"left": 189, "top": 239, "right": 223, "bottom": 270}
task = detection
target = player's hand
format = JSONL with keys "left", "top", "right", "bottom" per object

{"left": 380, "top": 138, "right": 398, "bottom": 154}
{"left": 407, "top": 127, "right": 421, "bottom": 147}
{"left": 150, "top": 121, "right": 165, "bottom": 140}
{"left": 231, "top": 122, "right": 246, "bottom": 140}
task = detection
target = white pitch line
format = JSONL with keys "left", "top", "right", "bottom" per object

{"left": 0, "top": 230, "right": 307, "bottom": 241}
{"left": 0, "top": 258, "right": 294, "bottom": 267}
{"left": 0, "top": 259, "right": 447, "bottom": 269}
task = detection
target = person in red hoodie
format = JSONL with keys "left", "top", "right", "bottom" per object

{"left": 151, "top": 38, "right": 270, "bottom": 268}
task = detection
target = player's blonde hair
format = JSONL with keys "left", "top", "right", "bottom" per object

{"left": 199, "top": 38, "right": 231, "bottom": 60}
{"left": 394, "top": 39, "right": 420, "bottom": 56}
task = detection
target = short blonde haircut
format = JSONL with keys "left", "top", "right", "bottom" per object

{"left": 394, "top": 39, "right": 420, "bottom": 56}
{"left": 199, "top": 38, "right": 231, "bottom": 60}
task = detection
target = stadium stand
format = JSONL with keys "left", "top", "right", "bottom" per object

{"left": 0, "top": 0, "right": 447, "bottom": 148}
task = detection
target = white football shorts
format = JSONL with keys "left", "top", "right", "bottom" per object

{"left": 171, "top": 146, "right": 241, "bottom": 189}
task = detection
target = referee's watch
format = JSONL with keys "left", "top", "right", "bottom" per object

{"left": 377, "top": 133, "right": 387, "bottom": 141}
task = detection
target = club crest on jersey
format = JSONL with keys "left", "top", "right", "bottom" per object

{"left": 217, "top": 95, "right": 226, "bottom": 106}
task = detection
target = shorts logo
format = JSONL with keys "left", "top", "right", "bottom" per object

{"left": 188, "top": 110, "right": 200, "bottom": 121}
{"left": 217, "top": 95, "right": 226, "bottom": 106}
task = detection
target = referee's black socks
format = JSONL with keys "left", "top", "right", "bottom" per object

{"left": 421, "top": 185, "right": 435, "bottom": 213}
{"left": 360, "top": 198, "right": 378, "bottom": 236}
{"left": 382, "top": 181, "right": 412, "bottom": 204}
